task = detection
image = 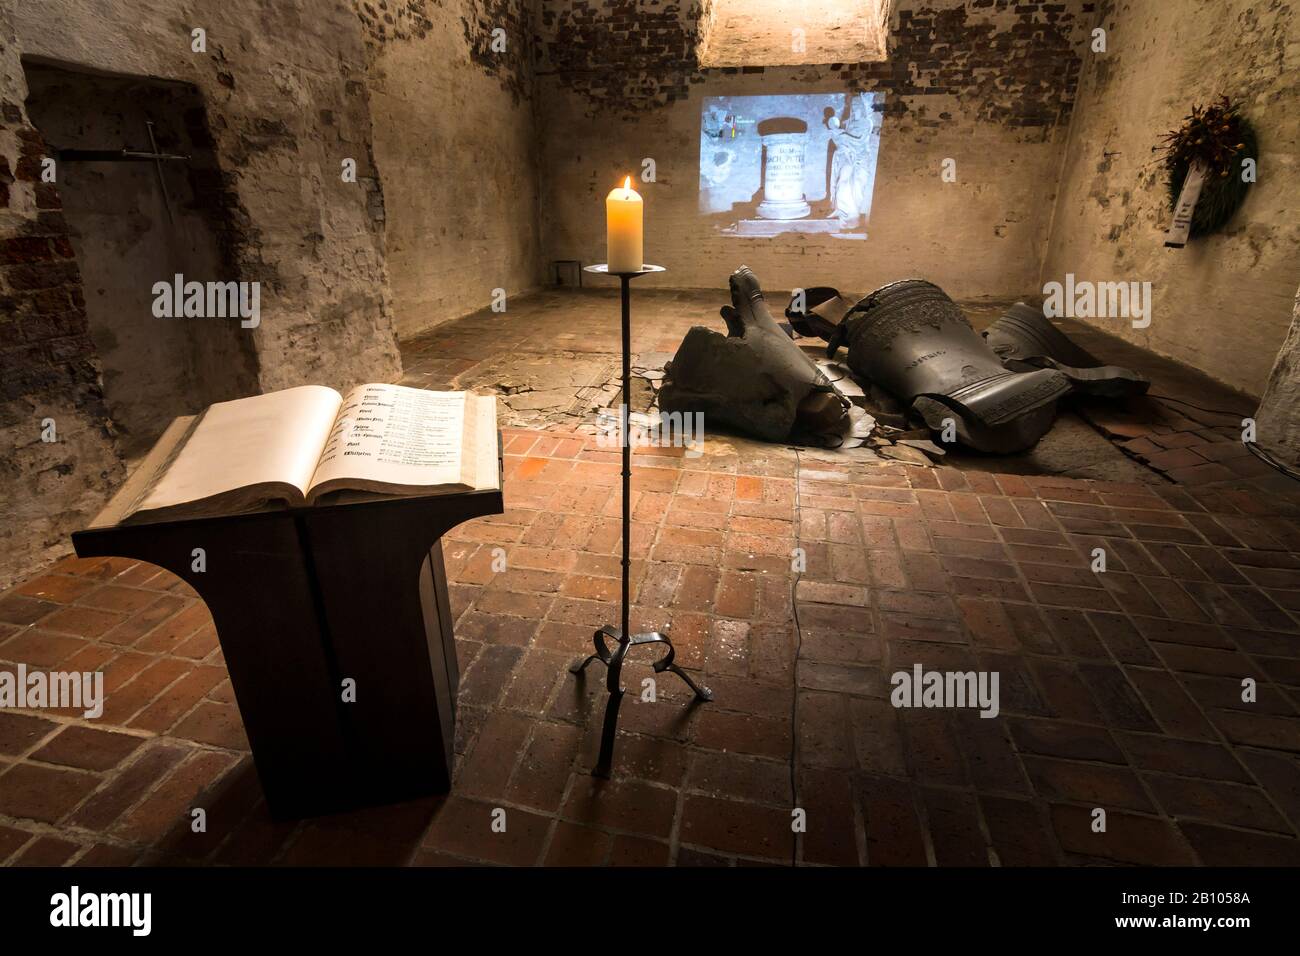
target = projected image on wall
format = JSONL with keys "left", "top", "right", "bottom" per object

{"left": 699, "top": 92, "right": 882, "bottom": 239}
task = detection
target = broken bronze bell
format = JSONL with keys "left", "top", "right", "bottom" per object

{"left": 659, "top": 267, "right": 849, "bottom": 443}
{"left": 983, "top": 302, "right": 1150, "bottom": 400}
{"left": 784, "top": 286, "right": 846, "bottom": 340}
{"left": 831, "top": 279, "right": 1071, "bottom": 454}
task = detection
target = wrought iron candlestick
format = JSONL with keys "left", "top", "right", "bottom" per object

{"left": 570, "top": 264, "right": 712, "bottom": 778}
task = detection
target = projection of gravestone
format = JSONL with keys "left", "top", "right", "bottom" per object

{"left": 698, "top": 92, "right": 882, "bottom": 239}
{"left": 757, "top": 124, "right": 811, "bottom": 220}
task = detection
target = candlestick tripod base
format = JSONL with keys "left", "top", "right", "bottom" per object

{"left": 570, "top": 625, "right": 712, "bottom": 779}
{"left": 569, "top": 262, "right": 711, "bottom": 779}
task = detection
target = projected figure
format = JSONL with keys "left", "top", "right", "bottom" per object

{"left": 827, "top": 93, "right": 878, "bottom": 228}
{"left": 701, "top": 109, "right": 737, "bottom": 187}
{"left": 702, "top": 148, "right": 736, "bottom": 187}
{"left": 699, "top": 92, "right": 882, "bottom": 235}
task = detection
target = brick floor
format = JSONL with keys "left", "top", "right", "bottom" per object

{"left": 1052, "top": 318, "right": 1285, "bottom": 492}
{"left": 2, "top": 427, "right": 1300, "bottom": 866}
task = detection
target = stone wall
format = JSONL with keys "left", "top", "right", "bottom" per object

{"left": 1, "top": 0, "right": 403, "bottom": 586}
{"left": 353, "top": 0, "right": 545, "bottom": 337}
{"left": 11, "top": 0, "right": 403, "bottom": 394}
{"left": 0, "top": 7, "right": 124, "bottom": 589}
{"left": 1040, "top": 0, "right": 1299, "bottom": 396}
{"left": 1255, "top": 286, "right": 1300, "bottom": 467}
{"left": 534, "top": 0, "right": 1093, "bottom": 297}
{"left": 24, "top": 64, "right": 261, "bottom": 458}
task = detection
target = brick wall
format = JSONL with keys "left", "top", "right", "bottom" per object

{"left": 464, "top": 0, "right": 537, "bottom": 105}
{"left": 0, "top": 12, "right": 124, "bottom": 589}
{"left": 533, "top": 0, "right": 1093, "bottom": 296}
{"left": 0, "top": 101, "right": 99, "bottom": 403}
{"left": 23, "top": 65, "right": 262, "bottom": 455}
{"left": 350, "top": 0, "right": 546, "bottom": 337}
{"left": 537, "top": 0, "right": 1085, "bottom": 123}
{"left": 845, "top": 1, "right": 1085, "bottom": 128}
{"left": 12, "top": 0, "right": 403, "bottom": 396}
{"left": 0, "top": 219, "right": 95, "bottom": 402}
{"left": 353, "top": 0, "right": 536, "bottom": 103}
{"left": 1, "top": 0, "right": 405, "bottom": 586}
{"left": 537, "top": 0, "right": 703, "bottom": 115}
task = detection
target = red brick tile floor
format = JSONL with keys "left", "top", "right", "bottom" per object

{"left": 1045, "top": 316, "right": 1280, "bottom": 488}
{"left": 1, "top": 289, "right": 1294, "bottom": 865}
{"left": 4, "top": 426, "right": 1300, "bottom": 866}
{"left": 396, "top": 288, "right": 1281, "bottom": 492}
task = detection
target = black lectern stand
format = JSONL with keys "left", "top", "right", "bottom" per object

{"left": 72, "top": 416, "right": 503, "bottom": 819}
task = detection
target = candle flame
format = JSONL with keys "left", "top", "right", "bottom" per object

{"left": 623, "top": 176, "right": 631, "bottom": 190}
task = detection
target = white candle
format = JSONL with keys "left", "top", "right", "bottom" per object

{"left": 606, "top": 176, "right": 643, "bottom": 273}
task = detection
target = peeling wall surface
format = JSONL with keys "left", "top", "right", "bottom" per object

{"left": 12, "top": 0, "right": 403, "bottom": 394}
{"left": 535, "top": 0, "right": 1091, "bottom": 297}
{"left": 0, "top": 4, "right": 124, "bottom": 588}
{"left": 24, "top": 65, "right": 260, "bottom": 458}
{"left": 1, "top": 0, "right": 403, "bottom": 586}
{"left": 353, "top": 0, "right": 545, "bottom": 337}
{"left": 1041, "top": 0, "right": 1299, "bottom": 397}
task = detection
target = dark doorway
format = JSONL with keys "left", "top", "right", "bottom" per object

{"left": 23, "top": 60, "right": 259, "bottom": 458}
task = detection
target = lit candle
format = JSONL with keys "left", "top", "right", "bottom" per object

{"left": 606, "top": 176, "right": 643, "bottom": 273}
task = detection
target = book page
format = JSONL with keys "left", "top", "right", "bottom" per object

{"left": 131, "top": 385, "right": 342, "bottom": 515}
{"left": 470, "top": 392, "right": 499, "bottom": 491}
{"left": 308, "top": 384, "right": 471, "bottom": 493}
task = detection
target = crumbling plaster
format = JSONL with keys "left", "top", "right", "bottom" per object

{"left": 351, "top": 0, "right": 545, "bottom": 337}
{"left": 1, "top": 0, "right": 403, "bottom": 587}
{"left": 1041, "top": 0, "right": 1299, "bottom": 397}
{"left": 1, "top": 4, "right": 124, "bottom": 589}
{"left": 12, "top": 0, "right": 403, "bottom": 393}
{"left": 534, "top": 0, "right": 1092, "bottom": 298}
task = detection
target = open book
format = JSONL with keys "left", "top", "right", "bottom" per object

{"left": 120, "top": 384, "right": 499, "bottom": 523}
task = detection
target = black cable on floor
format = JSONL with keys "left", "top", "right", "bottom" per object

{"left": 788, "top": 447, "right": 805, "bottom": 869}
{"left": 1139, "top": 393, "right": 1300, "bottom": 484}
{"left": 1247, "top": 440, "right": 1300, "bottom": 484}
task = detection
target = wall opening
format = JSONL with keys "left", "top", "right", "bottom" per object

{"left": 697, "top": 0, "right": 893, "bottom": 68}
{"left": 22, "top": 60, "right": 259, "bottom": 458}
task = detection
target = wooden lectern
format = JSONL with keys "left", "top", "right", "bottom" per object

{"left": 73, "top": 417, "right": 503, "bottom": 819}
